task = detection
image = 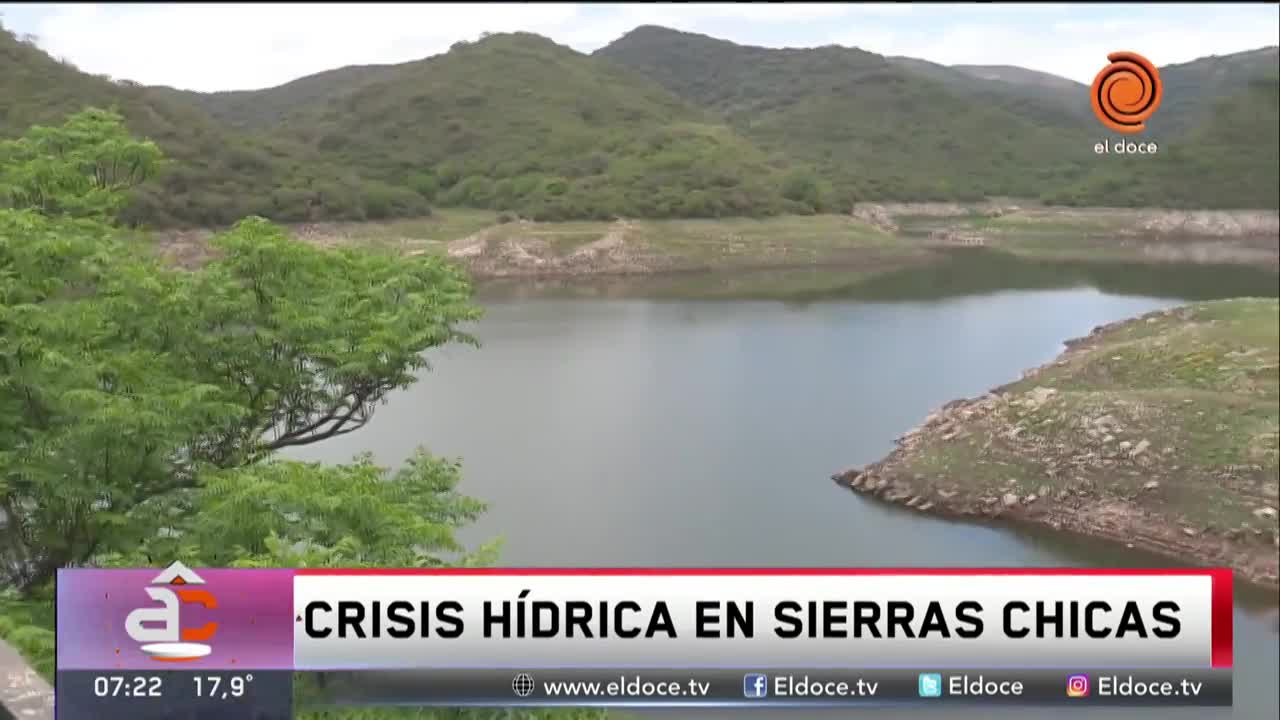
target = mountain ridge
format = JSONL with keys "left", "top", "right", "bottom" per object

{"left": 1, "top": 24, "right": 436, "bottom": 226}
{"left": 3, "top": 21, "right": 1277, "bottom": 226}
{"left": 596, "top": 25, "right": 1279, "bottom": 209}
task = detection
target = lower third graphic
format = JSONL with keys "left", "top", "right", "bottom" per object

{"left": 743, "top": 673, "right": 768, "bottom": 698}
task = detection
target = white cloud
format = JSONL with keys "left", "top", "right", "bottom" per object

{"left": 18, "top": 2, "right": 1280, "bottom": 91}
{"left": 28, "top": 3, "right": 872, "bottom": 89}
{"left": 32, "top": 3, "right": 585, "bottom": 90}
{"left": 838, "top": 10, "right": 1280, "bottom": 83}
{"left": 634, "top": 4, "right": 862, "bottom": 22}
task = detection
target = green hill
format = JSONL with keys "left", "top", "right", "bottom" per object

{"left": 0, "top": 24, "right": 426, "bottom": 226}
{"left": 180, "top": 33, "right": 796, "bottom": 220}
{"left": 1145, "top": 46, "right": 1280, "bottom": 136}
{"left": 597, "top": 26, "right": 1280, "bottom": 210}
{"left": 886, "top": 57, "right": 1093, "bottom": 129}
{"left": 1051, "top": 76, "right": 1280, "bottom": 209}
{"left": 4, "top": 21, "right": 1277, "bottom": 226}
{"left": 151, "top": 64, "right": 394, "bottom": 131}
{"left": 920, "top": 46, "right": 1280, "bottom": 139}
{"left": 595, "top": 26, "right": 1098, "bottom": 203}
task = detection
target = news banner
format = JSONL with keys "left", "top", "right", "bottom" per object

{"left": 54, "top": 565, "right": 1233, "bottom": 717}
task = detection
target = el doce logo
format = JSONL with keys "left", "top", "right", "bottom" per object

{"left": 124, "top": 561, "right": 219, "bottom": 662}
{"left": 1091, "top": 51, "right": 1163, "bottom": 134}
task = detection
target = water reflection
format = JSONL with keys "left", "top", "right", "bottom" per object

{"left": 476, "top": 249, "right": 1280, "bottom": 304}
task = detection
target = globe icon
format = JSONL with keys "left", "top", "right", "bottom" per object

{"left": 511, "top": 673, "right": 535, "bottom": 698}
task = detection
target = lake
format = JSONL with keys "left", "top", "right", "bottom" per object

{"left": 289, "top": 255, "right": 1279, "bottom": 719}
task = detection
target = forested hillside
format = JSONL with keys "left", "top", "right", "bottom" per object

{"left": 1143, "top": 46, "right": 1280, "bottom": 136}
{"left": 597, "top": 26, "right": 1280, "bottom": 210}
{"left": 3, "top": 22, "right": 1277, "bottom": 227}
{"left": 884, "top": 57, "right": 1093, "bottom": 128}
{"left": 192, "top": 32, "right": 799, "bottom": 220}
{"left": 1047, "top": 75, "right": 1280, "bottom": 209}
{"left": 597, "top": 25, "right": 1097, "bottom": 203}
{"left": 0, "top": 25, "right": 429, "bottom": 226}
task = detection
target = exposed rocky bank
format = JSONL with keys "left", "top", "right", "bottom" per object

{"left": 156, "top": 204, "right": 1280, "bottom": 278}
{"left": 441, "top": 205, "right": 1280, "bottom": 278}
{"left": 833, "top": 299, "right": 1280, "bottom": 589}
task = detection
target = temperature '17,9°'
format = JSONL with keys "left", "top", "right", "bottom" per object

{"left": 193, "top": 674, "right": 254, "bottom": 699}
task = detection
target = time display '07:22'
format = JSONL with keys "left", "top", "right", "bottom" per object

{"left": 93, "top": 675, "right": 163, "bottom": 697}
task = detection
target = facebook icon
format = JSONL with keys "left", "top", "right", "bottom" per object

{"left": 743, "top": 673, "right": 769, "bottom": 698}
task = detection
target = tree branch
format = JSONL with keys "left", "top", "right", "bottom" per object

{"left": 260, "top": 389, "right": 373, "bottom": 452}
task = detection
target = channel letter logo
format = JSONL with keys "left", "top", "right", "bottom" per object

{"left": 123, "top": 561, "right": 219, "bottom": 661}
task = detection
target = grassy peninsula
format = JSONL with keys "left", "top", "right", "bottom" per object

{"left": 835, "top": 298, "right": 1280, "bottom": 588}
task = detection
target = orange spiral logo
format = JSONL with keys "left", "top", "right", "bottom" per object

{"left": 1091, "top": 51, "right": 1162, "bottom": 134}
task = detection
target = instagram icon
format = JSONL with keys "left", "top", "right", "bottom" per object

{"left": 1066, "top": 674, "right": 1090, "bottom": 698}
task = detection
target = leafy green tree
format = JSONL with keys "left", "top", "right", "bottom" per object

{"left": 0, "top": 107, "right": 162, "bottom": 217}
{"left": 0, "top": 109, "right": 478, "bottom": 593}
{"left": 2, "top": 107, "right": 608, "bottom": 720}
{"left": 110, "top": 452, "right": 500, "bottom": 570}
{"left": 43, "top": 111, "right": 607, "bottom": 720}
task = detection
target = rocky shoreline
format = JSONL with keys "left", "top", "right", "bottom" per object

{"left": 154, "top": 204, "right": 1280, "bottom": 278}
{"left": 831, "top": 303, "right": 1280, "bottom": 590}
{"left": 446, "top": 205, "right": 1280, "bottom": 279}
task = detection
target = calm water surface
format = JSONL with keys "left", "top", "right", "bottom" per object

{"left": 291, "top": 258, "right": 1279, "bottom": 719}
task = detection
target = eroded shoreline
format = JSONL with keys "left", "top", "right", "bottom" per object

{"left": 156, "top": 203, "right": 1280, "bottom": 278}
{"left": 832, "top": 300, "right": 1280, "bottom": 590}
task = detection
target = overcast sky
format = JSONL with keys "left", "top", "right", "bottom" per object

{"left": 1, "top": 3, "right": 1276, "bottom": 92}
